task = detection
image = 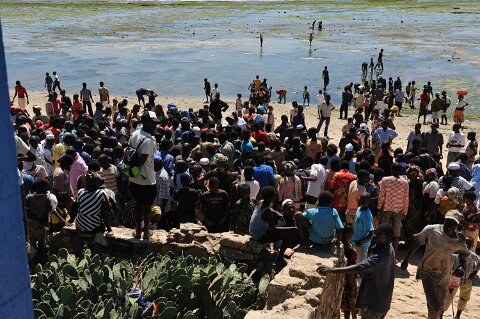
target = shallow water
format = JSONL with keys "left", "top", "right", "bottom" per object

{"left": 1, "top": 0, "right": 479, "bottom": 110}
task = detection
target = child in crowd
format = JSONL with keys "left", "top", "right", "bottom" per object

{"left": 442, "top": 235, "right": 479, "bottom": 319}
{"left": 341, "top": 223, "right": 358, "bottom": 319}
{"left": 25, "top": 178, "right": 57, "bottom": 264}
{"left": 50, "top": 192, "right": 72, "bottom": 232}
{"left": 342, "top": 118, "right": 354, "bottom": 137}
{"left": 352, "top": 192, "right": 374, "bottom": 262}
{"left": 461, "top": 190, "right": 480, "bottom": 252}
{"left": 423, "top": 168, "right": 440, "bottom": 223}
{"left": 232, "top": 184, "right": 256, "bottom": 235}
{"left": 465, "top": 132, "right": 477, "bottom": 170}
{"left": 236, "top": 93, "right": 243, "bottom": 117}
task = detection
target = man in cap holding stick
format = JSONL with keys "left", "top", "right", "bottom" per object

{"left": 401, "top": 210, "right": 470, "bottom": 319}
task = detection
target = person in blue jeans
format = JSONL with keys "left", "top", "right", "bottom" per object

{"left": 295, "top": 191, "right": 344, "bottom": 245}
{"left": 353, "top": 192, "right": 375, "bottom": 262}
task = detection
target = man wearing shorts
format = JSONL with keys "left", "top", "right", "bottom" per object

{"left": 430, "top": 92, "right": 444, "bottom": 125}
{"left": 98, "top": 81, "right": 110, "bottom": 109}
{"left": 11, "top": 80, "right": 29, "bottom": 113}
{"left": 136, "top": 88, "right": 154, "bottom": 107}
{"left": 378, "top": 163, "right": 409, "bottom": 252}
{"left": 129, "top": 111, "right": 160, "bottom": 240}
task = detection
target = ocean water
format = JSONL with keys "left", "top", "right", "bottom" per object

{"left": 2, "top": 0, "right": 479, "bottom": 108}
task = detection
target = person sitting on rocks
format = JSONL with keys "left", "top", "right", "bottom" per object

{"left": 294, "top": 190, "right": 344, "bottom": 246}
{"left": 249, "top": 186, "right": 298, "bottom": 266}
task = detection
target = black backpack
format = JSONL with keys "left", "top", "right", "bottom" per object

{"left": 123, "top": 138, "right": 145, "bottom": 178}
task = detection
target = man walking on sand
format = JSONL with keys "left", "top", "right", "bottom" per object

{"left": 99, "top": 81, "right": 110, "bottom": 108}
{"left": 318, "top": 223, "right": 395, "bottom": 319}
{"left": 80, "top": 82, "right": 94, "bottom": 117}
{"left": 401, "top": 210, "right": 470, "bottom": 319}
{"left": 11, "top": 80, "right": 29, "bottom": 114}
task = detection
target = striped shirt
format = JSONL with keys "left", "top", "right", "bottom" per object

{"left": 75, "top": 188, "right": 109, "bottom": 232}
{"left": 377, "top": 176, "right": 409, "bottom": 215}
{"left": 100, "top": 165, "right": 120, "bottom": 194}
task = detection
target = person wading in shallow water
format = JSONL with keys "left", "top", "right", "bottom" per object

{"left": 260, "top": 34, "right": 263, "bottom": 47}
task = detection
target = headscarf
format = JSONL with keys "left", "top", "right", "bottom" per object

{"left": 282, "top": 161, "right": 297, "bottom": 175}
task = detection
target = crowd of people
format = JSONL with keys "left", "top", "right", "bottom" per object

{"left": 11, "top": 70, "right": 480, "bottom": 319}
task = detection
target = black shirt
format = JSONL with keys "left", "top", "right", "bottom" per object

{"left": 201, "top": 190, "right": 230, "bottom": 224}
{"left": 173, "top": 187, "right": 199, "bottom": 223}
{"left": 356, "top": 243, "right": 395, "bottom": 313}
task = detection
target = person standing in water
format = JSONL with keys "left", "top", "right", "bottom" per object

{"left": 204, "top": 78, "right": 211, "bottom": 103}
{"left": 318, "top": 21, "right": 323, "bottom": 31}
{"left": 309, "top": 33, "right": 313, "bottom": 46}
{"left": 322, "top": 66, "right": 330, "bottom": 91}
{"left": 260, "top": 34, "right": 263, "bottom": 47}
{"left": 312, "top": 20, "right": 316, "bottom": 29}
{"left": 378, "top": 49, "right": 384, "bottom": 70}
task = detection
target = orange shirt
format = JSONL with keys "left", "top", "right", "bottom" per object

{"left": 329, "top": 169, "right": 356, "bottom": 211}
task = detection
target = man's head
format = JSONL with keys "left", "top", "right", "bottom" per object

{"left": 431, "top": 123, "right": 439, "bottom": 133}
{"left": 453, "top": 123, "right": 461, "bottom": 133}
{"left": 97, "top": 154, "right": 110, "bottom": 169}
{"left": 261, "top": 186, "right": 276, "bottom": 206}
{"left": 99, "top": 81, "right": 104, "bottom": 87}
{"left": 415, "top": 123, "right": 421, "bottom": 132}
{"left": 282, "top": 199, "right": 295, "bottom": 218}
{"left": 447, "top": 162, "right": 461, "bottom": 177}
{"left": 359, "top": 192, "right": 371, "bottom": 210}
{"left": 317, "top": 191, "right": 334, "bottom": 207}
{"left": 444, "top": 210, "right": 463, "bottom": 238}
{"left": 357, "top": 169, "right": 370, "bottom": 185}
{"left": 381, "top": 120, "right": 389, "bottom": 130}
{"left": 374, "top": 223, "right": 394, "bottom": 244}
{"left": 391, "top": 162, "right": 401, "bottom": 177}
{"left": 238, "top": 183, "right": 251, "bottom": 200}
{"left": 209, "top": 177, "right": 219, "bottom": 193}
{"left": 141, "top": 111, "right": 160, "bottom": 134}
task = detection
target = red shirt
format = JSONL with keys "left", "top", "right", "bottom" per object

{"left": 252, "top": 130, "right": 270, "bottom": 144}
{"left": 329, "top": 169, "right": 356, "bottom": 211}
{"left": 15, "top": 85, "right": 27, "bottom": 98}
{"left": 420, "top": 92, "right": 430, "bottom": 108}
{"left": 72, "top": 101, "right": 84, "bottom": 119}
{"left": 52, "top": 99, "right": 61, "bottom": 114}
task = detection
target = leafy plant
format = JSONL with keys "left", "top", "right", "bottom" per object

{"left": 31, "top": 249, "right": 269, "bottom": 319}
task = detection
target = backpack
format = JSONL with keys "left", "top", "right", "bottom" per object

{"left": 123, "top": 138, "right": 145, "bottom": 178}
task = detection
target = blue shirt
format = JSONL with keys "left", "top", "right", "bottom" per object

{"left": 158, "top": 150, "right": 174, "bottom": 177}
{"left": 353, "top": 207, "right": 374, "bottom": 248}
{"left": 303, "top": 206, "right": 344, "bottom": 244}
{"left": 374, "top": 127, "right": 398, "bottom": 147}
{"left": 253, "top": 164, "right": 274, "bottom": 188}
{"left": 240, "top": 140, "right": 253, "bottom": 154}
{"left": 292, "top": 113, "right": 305, "bottom": 128}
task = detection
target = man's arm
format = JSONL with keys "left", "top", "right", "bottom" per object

{"left": 401, "top": 237, "right": 421, "bottom": 270}
{"left": 25, "top": 90, "right": 29, "bottom": 103}
{"left": 318, "top": 264, "right": 359, "bottom": 275}
{"left": 11, "top": 89, "right": 17, "bottom": 103}
{"left": 90, "top": 91, "right": 94, "bottom": 102}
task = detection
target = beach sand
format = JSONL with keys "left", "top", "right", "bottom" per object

{"left": 18, "top": 91, "right": 480, "bottom": 318}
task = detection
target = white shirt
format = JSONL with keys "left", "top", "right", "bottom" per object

{"left": 128, "top": 129, "right": 157, "bottom": 185}
{"left": 447, "top": 132, "right": 465, "bottom": 153}
{"left": 423, "top": 181, "right": 439, "bottom": 199}
{"left": 211, "top": 87, "right": 220, "bottom": 97}
{"left": 244, "top": 180, "right": 260, "bottom": 200}
{"left": 306, "top": 164, "right": 326, "bottom": 198}
{"left": 319, "top": 102, "right": 335, "bottom": 118}
{"left": 316, "top": 94, "right": 325, "bottom": 113}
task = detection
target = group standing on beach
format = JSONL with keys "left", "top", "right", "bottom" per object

{"left": 9, "top": 63, "right": 480, "bottom": 319}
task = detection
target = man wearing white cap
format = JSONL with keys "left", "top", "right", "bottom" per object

{"left": 401, "top": 210, "right": 470, "bottom": 319}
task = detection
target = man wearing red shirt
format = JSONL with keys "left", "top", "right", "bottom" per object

{"left": 418, "top": 88, "right": 430, "bottom": 124}
{"left": 252, "top": 123, "right": 270, "bottom": 144}
{"left": 11, "top": 80, "right": 29, "bottom": 113}
{"left": 329, "top": 160, "right": 356, "bottom": 220}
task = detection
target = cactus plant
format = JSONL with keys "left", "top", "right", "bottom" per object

{"left": 31, "top": 249, "right": 269, "bottom": 319}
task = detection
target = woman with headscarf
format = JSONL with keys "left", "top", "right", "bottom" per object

{"left": 403, "top": 165, "right": 424, "bottom": 242}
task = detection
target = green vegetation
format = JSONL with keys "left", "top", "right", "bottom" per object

{"left": 31, "top": 248, "right": 270, "bottom": 319}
